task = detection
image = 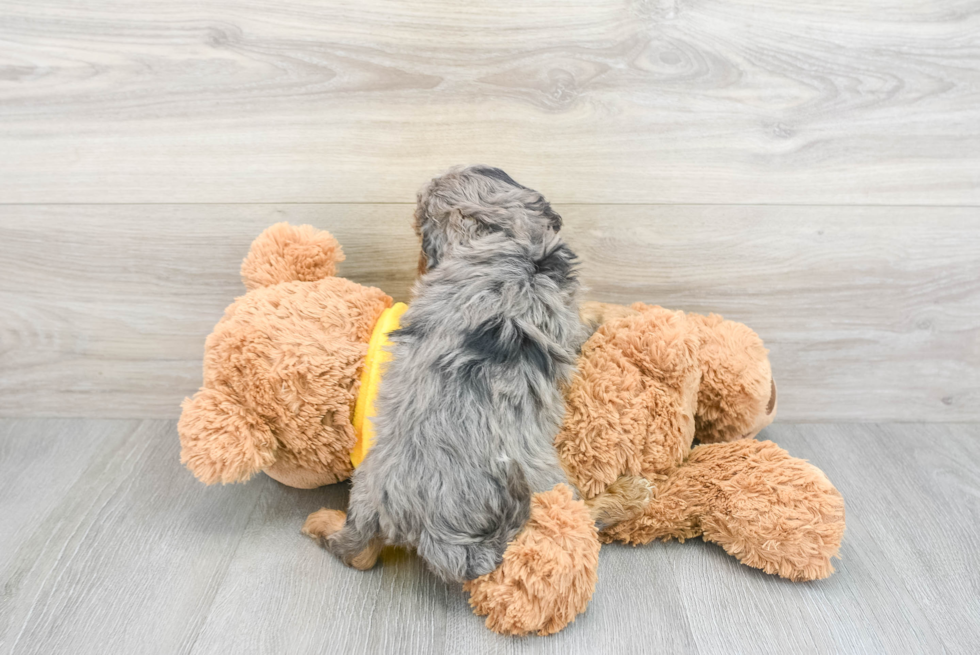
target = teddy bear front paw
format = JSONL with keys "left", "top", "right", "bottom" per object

{"left": 465, "top": 484, "right": 599, "bottom": 636}
{"left": 586, "top": 475, "right": 654, "bottom": 531}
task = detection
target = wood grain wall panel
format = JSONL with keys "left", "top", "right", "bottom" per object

{"left": 1, "top": 204, "right": 976, "bottom": 420}
{"left": 1, "top": 0, "right": 978, "bottom": 204}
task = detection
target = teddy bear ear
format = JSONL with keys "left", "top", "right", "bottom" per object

{"left": 178, "top": 388, "right": 278, "bottom": 484}
{"left": 240, "top": 222, "right": 345, "bottom": 290}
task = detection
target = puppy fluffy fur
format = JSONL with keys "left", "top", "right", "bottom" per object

{"left": 322, "top": 165, "right": 583, "bottom": 582}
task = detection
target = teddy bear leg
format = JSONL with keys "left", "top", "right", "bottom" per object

{"left": 693, "top": 440, "right": 844, "bottom": 581}
{"left": 303, "top": 509, "right": 383, "bottom": 571}
{"left": 600, "top": 439, "right": 844, "bottom": 581}
{"left": 464, "top": 484, "right": 600, "bottom": 636}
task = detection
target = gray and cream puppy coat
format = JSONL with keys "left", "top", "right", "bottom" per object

{"left": 323, "top": 166, "right": 583, "bottom": 582}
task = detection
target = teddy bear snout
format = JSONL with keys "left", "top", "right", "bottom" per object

{"left": 737, "top": 378, "right": 778, "bottom": 440}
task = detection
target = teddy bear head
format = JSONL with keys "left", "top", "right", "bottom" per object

{"left": 561, "top": 302, "right": 777, "bottom": 498}
{"left": 178, "top": 223, "right": 392, "bottom": 488}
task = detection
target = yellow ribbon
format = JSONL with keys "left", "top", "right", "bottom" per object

{"left": 350, "top": 302, "right": 408, "bottom": 468}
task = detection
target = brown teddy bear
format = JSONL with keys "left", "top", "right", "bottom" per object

{"left": 179, "top": 223, "right": 845, "bottom": 636}
{"left": 178, "top": 223, "right": 392, "bottom": 489}
{"left": 560, "top": 301, "right": 843, "bottom": 582}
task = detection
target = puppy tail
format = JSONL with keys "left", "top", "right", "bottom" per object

{"left": 420, "top": 461, "right": 532, "bottom": 582}
{"left": 468, "top": 461, "right": 533, "bottom": 579}
{"left": 499, "top": 459, "right": 533, "bottom": 536}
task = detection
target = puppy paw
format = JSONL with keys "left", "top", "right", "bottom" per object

{"left": 349, "top": 539, "right": 383, "bottom": 571}
{"left": 302, "top": 508, "right": 347, "bottom": 540}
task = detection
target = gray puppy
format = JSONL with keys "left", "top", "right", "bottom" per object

{"left": 322, "top": 165, "right": 583, "bottom": 582}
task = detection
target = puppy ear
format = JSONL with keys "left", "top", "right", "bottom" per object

{"left": 178, "top": 388, "right": 278, "bottom": 484}
{"left": 416, "top": 217, "right": 445, "bottom": 272}
{"left": 537, "top": 202, "right": 562, "bottom": 233}
{"left": 534, "top": 241, "right": 577, "bottom": 286}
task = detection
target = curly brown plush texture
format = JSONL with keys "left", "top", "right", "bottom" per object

{"left": 559, "top": 305, "right": 701, "bottom": 499}
{"left": 560, "top": 302, "right": 778, "bottom": 499}
{"left": 560, "top": 301, "right": 841, "bottom": 582}
{"left": 179, "top": 223, "right": 392, "bottom": 488}
{"left": 241, "top": 223, "right": 345, "bottom": 290}
{"left": 463, "top": 484, "right": 599, "bottom": 636}
{"left": 601, "top": 439, "right": 845, "bottom": 581}
{"left": 688, "top": 311, "right": 776, "bottom": 444}
{"left": 184, "top": 223, "right": 843, "bottom": 637}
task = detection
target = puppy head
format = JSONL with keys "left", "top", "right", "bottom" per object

{"left": 413, "top": 165, "right": 562, "bottom": 274}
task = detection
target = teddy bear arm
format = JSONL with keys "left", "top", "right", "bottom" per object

{"left": 178, "top": 387, "right": 278, "bottom": 484}
{"left": 464, "top": 484, "right": 600, "bottom": 636}
{"left": 560, "top": 305, "right": 702, "bottom": 499}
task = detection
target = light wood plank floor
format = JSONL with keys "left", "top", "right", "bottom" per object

{"left": 1, "top": 420, "right": 976, "bottom": 655}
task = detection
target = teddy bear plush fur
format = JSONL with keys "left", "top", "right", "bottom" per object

{"left": 559, "top": 302, "right": 843, "bottom": 582}
{"left": 460, "top": 302, "right": 843, "bottom": 634}
{"left": 179, "top": 223, "right": 845, "bottom": 636}
{"left": 179, "top": 224, "right": 392, "bottom": 488}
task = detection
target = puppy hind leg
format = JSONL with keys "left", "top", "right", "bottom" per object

{"left": 329, "top": 521, "right": 384, "bottom": 571}
{"left": 303, "top": 508, "right": 347, "bottom": 540}
{"left": 418, "top": 536, "right": 504, "bottom": 582}
{"left": 347, "top": 536, "right": 384, "bottom": 570}
{"left": 420, "top": 464, "right": 532, "bottom": 582}
{"left": 304, "top": 508, "right": 383, "bottom": 571}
